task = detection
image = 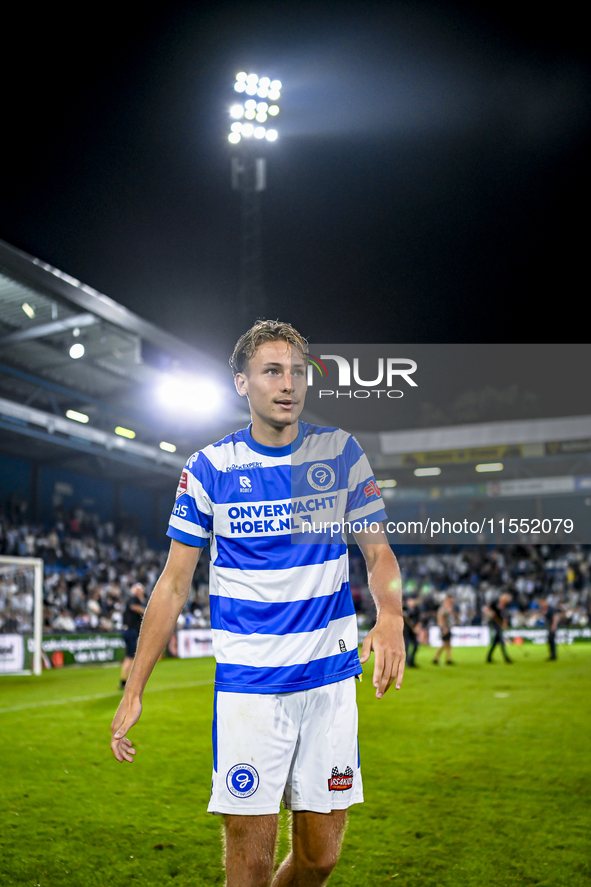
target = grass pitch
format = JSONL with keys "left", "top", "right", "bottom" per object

{"left": 1, "top": 643, "right": 590, "bottom": 886}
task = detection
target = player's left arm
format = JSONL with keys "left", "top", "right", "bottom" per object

{"left": 355, "top": 523, "right": 405, "bottom": 698}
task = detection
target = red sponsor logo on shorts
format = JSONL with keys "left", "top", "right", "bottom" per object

{"left": 363, "top": 479, "right": 380, "bottom": 499}
{"left": 175, "top": 469, "right": 188, "bottom": 500}
{"left": 328, "top": 766, "right": 353, "bottom": 791}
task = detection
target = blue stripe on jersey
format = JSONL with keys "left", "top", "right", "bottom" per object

{"left": 210, "top": 581, "right": 354, "bottom": 635}
{"left": 346, "top": 478, "right": 384, "bottom": 514}
{"left": 214, "top": 649, "right": 362, "bottom": 694}
{"left": 167, "top": 525, "right": 209, "bottom": 547}
{"left": 175, "top": 494, "right": 213, "bottom": 533}
{"left": 214, "top": 534, "right": 347, "bottom": 570}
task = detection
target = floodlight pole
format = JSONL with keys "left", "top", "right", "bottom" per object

{"left": 232, "top": 155, "right": 267, "bottom": 326}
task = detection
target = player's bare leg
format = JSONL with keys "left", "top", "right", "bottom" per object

{"left": 224, "top": 813, "right": 278, "bottom": 887}
{"left": 272, "top": 809, "right": 348, "bottom": 887}
{"left": 119, "top": 656, "right": 133, "bottom": 684}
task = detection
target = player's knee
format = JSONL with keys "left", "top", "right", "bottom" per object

{"left": 243, "top": 853, "right": 274, "bottom": 885}
{"left": 297, "top": 846, "right": 340, "bottom": 882}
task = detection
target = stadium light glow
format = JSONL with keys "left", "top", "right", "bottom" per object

{"left": 159, "top": 441, "right": 177, "bottom": 453}
{"left": 414, "top": 467, "right": 441, "bottom": 477}
{"left": 156, "top": 375, "right": 223, "bottom": 415}
{"left": 22, "top": 302, "right": 35, "bottom": 318}
{"left": 69, "top": 342, "right": 85, "bottom": 359}
{"left": 66, "top": 409, "right": 89, "bottom": 424}
{"left": 476, "top": 462, "right": 504, "bottom": 472}
{"left": 230, "top": 73, "right": 281, "bottom": 144}
{"left": 377, "top": 479, "right": 397, "bottom": 488}
{"left": 115, "top": 426, "right": 136, "bottom": 439}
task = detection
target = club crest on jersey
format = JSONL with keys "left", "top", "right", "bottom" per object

{"left": 328, "top": 765, "right": 354, "bottom": 791}
{"left": 227, "top": 763, "right": 259, "bottom": 798}
{"left": 239, "top": 475, "right": 252, "bottom": 493}
{"left": 175, "top": 469, "right": 188, "bottom": 500}
{"left": 307, "top": 462, "right": 336, "bottom": 492}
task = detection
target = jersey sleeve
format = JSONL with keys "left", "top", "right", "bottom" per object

{"left": 167, "top": 452, "right": 214, "bottom": 547}
{"left": 343, "top": 436, "right": 388, "bottom": 525}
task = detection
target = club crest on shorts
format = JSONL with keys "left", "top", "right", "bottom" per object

{"left": 307, "top": 462, "right": 336, "bottom": 492}
{"left": 226, "top": 763, "right": 259, "bottom": 798}
{"left": 328, "top": 766, "right": 354, "bottom": 791}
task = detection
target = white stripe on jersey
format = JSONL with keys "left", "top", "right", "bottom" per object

{"left": 203, "top": 439, "right": 292, "bottom": 473}
{"left": 291, "top": 428, "right": 350, "bottom": 465}
{"left": 209, "top": 552, "right": 349, "bottom": 604}
{"left": 185, "top": 472, "right": 214, "bottom": 513}
{"left": 211, "top": 614, "right": 358, "bottom": 668}
{"left": 347, "top": 451, "right": 374, "bottom": 490}
{"left": 346, "top": 500, "right": 388, "bottom": 523}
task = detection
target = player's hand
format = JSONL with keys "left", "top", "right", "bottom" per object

{"left": 110, "top": 695, "right": 142, "bottom": 762}
{"left": 360, "top": 613, "right": 405, "bottom": 698}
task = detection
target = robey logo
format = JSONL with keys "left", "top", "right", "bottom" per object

{"left": 306, "top": 354, "right": 417, "bottom": 399}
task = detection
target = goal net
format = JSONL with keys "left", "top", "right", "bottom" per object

{"left": 0, "top": 556, "right": 43, "bottom": 675}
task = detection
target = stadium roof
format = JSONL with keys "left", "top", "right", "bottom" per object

{"left": 0, "top": 239, "right": 248, "bottom": 490}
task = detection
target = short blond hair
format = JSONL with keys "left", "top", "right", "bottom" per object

{"left": 229, "top": 320, "right": 308, "bottom": 376}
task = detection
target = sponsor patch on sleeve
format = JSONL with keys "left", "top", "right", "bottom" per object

{"left": 175, "top": 469, "right": 188, "bottom": 500}
{"left": 363, "top": 479, "right": 380, "bottom": 499}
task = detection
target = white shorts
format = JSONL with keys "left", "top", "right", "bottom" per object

{"left": 208, "top": 677, "right": 363, "bottom": 815}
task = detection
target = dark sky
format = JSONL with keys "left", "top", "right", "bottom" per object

{"left": 1, "top": 1, "right": 589, "bottom": 359}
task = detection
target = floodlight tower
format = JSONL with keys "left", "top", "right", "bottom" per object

{"left": 228, "top": 72, "right": 281, "bottom": 325}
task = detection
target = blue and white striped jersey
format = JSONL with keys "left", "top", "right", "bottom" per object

{"left": 167, "top": 422, "right": 387, "bottom": 694}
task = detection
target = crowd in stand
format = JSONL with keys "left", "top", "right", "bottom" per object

{"left": 1, "top": 511, "right": 590, "bottom": 637}
{"left": 0, "top": 513, "right": 209, "bottom": 636}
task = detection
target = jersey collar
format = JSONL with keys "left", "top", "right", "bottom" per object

{"left": 244, "top": 422, "right": 304, "bottom": 457}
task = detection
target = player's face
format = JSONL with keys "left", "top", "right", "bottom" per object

{"left": 235, "top": 340, "right": 307, "bottom": 430}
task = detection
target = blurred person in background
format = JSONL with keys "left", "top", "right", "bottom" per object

{"left": 432, "top": 593, "right": 455, "bottom": 665}
{"left": 485, "top": 591, "right": 513, "bottom": 664}
{"left": 119, "top": 583, "right": 146, "bottom": 689}
{"left": 403, "top": 596, "right": 420, "bottom": 667}
{"left": 540, "top": 598, "right": 561, "bottom": 661}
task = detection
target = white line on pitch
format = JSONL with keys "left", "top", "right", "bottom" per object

{"left": 0, "top": 679, "right": 214, "bottom": 714}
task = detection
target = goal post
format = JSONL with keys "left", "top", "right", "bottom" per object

{"left": 0, "top": 555, "right": 43, "bottom": 676}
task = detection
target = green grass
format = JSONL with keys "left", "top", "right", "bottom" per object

{"left": 1, "top": 644, "right": 590, "bottom": 886}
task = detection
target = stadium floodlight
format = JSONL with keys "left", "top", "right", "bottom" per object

{"left": 156, "top": 375, "right": 223, "bottom": 416}
{"left": 229, "top": 73, "right": 281, "bottom": 144}
{"left": 476, "top": 462, "right": 504, "bottom": 472}
{"left": 22, "top": 302, "right": 35, "bottom": 318}
{"left": 159, "top": 441, "right": 177, "bottom": 453}
{"left": 377, "top": 479, "right": 397, "bottom": 488}
{"left": 69, "top": 342, "right": 85, "bottom": 359}
{"left": 115, "top": 426, "right": 136, "bottom": 439}
{"left": 414, "top": 466, "right": 441, "bottom": 477}
{"left": 66, "top": 409, "right": 89, "bottom": 424}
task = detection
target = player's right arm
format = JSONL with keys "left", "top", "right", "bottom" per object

{"left": 110, "top": 539, "right": 201, "bottom": 762}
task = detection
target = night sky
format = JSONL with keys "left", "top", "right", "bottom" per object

{"left": 1, "top": 1, "right": 589, "bottom": 360}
